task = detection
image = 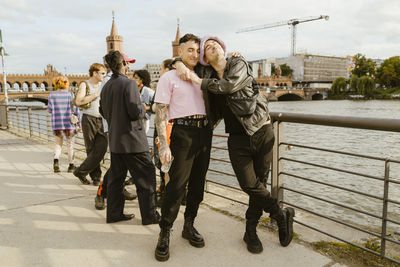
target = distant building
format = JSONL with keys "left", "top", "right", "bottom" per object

{"left": 172, "top": 19, "right": 181, "bottom": 58}
{"left": 277, "top": 54, "right": 351, "bottom": 83}
{"left": 248, "top": 58, "right": 292, "bottom": 89}
{"left": 145, "top": 64, "right": 162, "bottom": 88}
{"left": 372, "top": 58, "right": 384, "bottom": 68}
{"left": 106, "top": 13, "right": 123, "bottom": 53}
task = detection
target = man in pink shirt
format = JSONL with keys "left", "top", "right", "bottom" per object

{"left": 153, "top": 34, "right": 213, "bottom": 262}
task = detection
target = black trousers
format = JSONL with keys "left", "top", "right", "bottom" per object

{"left": 228, "top": 123, "right": 278, "bottom": 222}
{"left": 75, "top": 114, "right": 108, "bottom": 181}
{"left": 159, "top": 125, "right": 212, "bottom": 229}
{"left": 107, "top": 152, "right": 157, "bottom": 224}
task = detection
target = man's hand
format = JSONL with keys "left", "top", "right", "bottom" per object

{"left": 175, "top": 61, "right": 191, "bottom": 81}
{"left": 159, "top": 145, "right": 172, "bottom": 165}
{"left": 189, "top": 72, "right": 202, "bottom": 85}
{"left": 231, "top": 52, "right": 243, "bottom": 58}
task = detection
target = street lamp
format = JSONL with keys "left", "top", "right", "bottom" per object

{"left": 0, "top": 30, "right": 9, "bottom": 104}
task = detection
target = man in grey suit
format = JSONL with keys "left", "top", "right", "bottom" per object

{"left": 100, "top": 50, "right": 160, "bottom": 225}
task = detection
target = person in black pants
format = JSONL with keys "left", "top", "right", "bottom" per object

{"left": 73, "top": 63, "right": 108, "bottom": 186}
{"left": 153, "top": 34, "right": 219, "bottom": 262}
{"left": 99, "top": 50, "right": 159, "bottom": 225}
{"left": 178, "top": 35, "right": 295, "bottom": 254}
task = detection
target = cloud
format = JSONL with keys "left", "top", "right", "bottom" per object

{"left": 1, "top": 0, "right": 400, "bottom": 74}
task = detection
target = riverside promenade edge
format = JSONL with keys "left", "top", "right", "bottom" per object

{"left": 0, "top": 129, "right": 344, "bottom": 267}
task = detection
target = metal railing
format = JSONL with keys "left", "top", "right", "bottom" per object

{"left": 1, "top": 104, "right": 399, "bottom": 264}
{"left": 270, "top": 112, "right": 400, "bottom": 264}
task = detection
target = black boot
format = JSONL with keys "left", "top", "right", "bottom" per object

{"left": 53, "top": 159, "right": 60, "bottom": 173}
{"left": 155, "top": 228, "right": 170, "bottom": 262}
{"left": 270, "top": 207, "right": 295, "bottom": 247}
{"left": 67, "top": 163, "right": 75, "bottom": 173}
{"left": 243, "top": 219, "right": 263, "bottom": 253}
{"left": 182, "top": 217, "right": 205, "bottom": 248}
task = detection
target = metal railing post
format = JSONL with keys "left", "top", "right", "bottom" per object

{"left": 272, "top": 120, "right": 284, "bottom": 203}
{"left": 15, "top": 107, "right": 20, "bottom": 134}
{"left": 47, "top": 112, "right": 51, "bottom": 141}
{"left": 380, "top": 159, "right": 390, "bottom": 257}
{"left": 27, "top": 107, "right": 32, "bottom": 138}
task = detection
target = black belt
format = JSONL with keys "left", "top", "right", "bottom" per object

{"left": 174, "top": 118, "right": 209, "bottom": 128}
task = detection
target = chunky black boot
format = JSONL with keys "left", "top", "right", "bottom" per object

{"left": 53, "top": 159, "right": 60, "bottom": 173}
{"left": 155, "top": 228, "right": 170, "bottom": 262}
{"left": 270, "top": 207, "right": 295, "bottom": 247}
{"left": 182, "top": 217, "right": 205, "bottom": 248}
{"left": 67, "top": 164, "right": 75, "bottom": 173}
{"left": 243, "top": 219, "right": 263, "bottom": 253}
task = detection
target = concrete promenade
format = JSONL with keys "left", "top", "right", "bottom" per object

{"left": 0, "top": 129, "right": 342, "bottom": 267}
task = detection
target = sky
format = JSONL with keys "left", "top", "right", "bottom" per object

{"left": 1, "top": 0, "right": 400, "bottom": 75}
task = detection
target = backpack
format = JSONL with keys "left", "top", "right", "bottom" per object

{"left": 72, "top": 81, "right": 91, "bottom": 109}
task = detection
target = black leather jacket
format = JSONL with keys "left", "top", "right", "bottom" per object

{"left": 198, "top": 56, "right": 270, "bottom": 136}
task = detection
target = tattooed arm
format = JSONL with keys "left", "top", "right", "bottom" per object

{"left": 155, "top": 103, "right": 171, "bottom": 164}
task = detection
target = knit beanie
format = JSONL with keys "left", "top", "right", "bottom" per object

{"left": 199, "top": 35, "right": 226, "bottom": 66}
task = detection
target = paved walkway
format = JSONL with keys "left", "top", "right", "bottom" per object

{"left": 0, "top": 129, "right": 342, "bottom": 267}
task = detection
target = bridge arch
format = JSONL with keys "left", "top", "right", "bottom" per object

{"left": 278, "top": 93, "right": 304, "bottom": 101}
{"left": 31, "top": 82, "right": 39, "bottom": 90}
{"left": 40, "top": 82, "right": 48, "bottom": 90}
{"left": 22, "top": 82, "right": 30, "bottom": 92}
{"left": 311, "top": 93, "right": 323, "bottom": 100}
{"left": 12, "top": 82, "right": 22, "bottom": 91}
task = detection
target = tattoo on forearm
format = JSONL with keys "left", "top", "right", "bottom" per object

{"left": 155, "top": 103, "right": 169, "bottom": 148}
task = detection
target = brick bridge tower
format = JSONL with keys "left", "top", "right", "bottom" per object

{"left": 106, "top": 11, "right": 123, "bottom": 53}
{"left": 172, "top": 19, "right": 181, "bottom": 58}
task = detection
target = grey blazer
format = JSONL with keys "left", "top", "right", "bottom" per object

{"left": 100, "top": 73, "right": 148, "bottom": 153}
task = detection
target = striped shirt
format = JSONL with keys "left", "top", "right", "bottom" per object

{"left": 47, "top": 90, "right": 80, "bottom": 130}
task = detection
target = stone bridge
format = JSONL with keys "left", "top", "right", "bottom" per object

{"left": 0, "top": 64, "right": 88, "bottom": 92}
{"left": 0, "top": 91, "right": 51, "bottom": 104}
{"left": 267, "top": 88, "right": 329, "bottom": 101}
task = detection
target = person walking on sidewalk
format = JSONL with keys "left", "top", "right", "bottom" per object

{"left": 47, "top": 76, "right": 79, "bottom": 173}
{"left": 73, "top": 63, "right": 108, "bottom": 186}
{"left": 94, "top": 55, "right": 138, "bottom": 210}
{"left": 153, "top": 34, "right": 215, "bottom": 262}
{"left": 180, "top": 35, "right": 295, "bottom": 253}
{"left": 100, "top": 50, "right": 159, "bottom": 225}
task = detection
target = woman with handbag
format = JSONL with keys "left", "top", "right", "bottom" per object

{"left": 47, "top": 76, "right": 80, "bottom": 173}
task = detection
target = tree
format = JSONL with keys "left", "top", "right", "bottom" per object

{"left": 350, "top": 75, "right": 359, "bottom": 92}
{"left": 280, "top": 64, "right": 293, "bottom": 77}
{"left": 271, "top": 63, "right": 277, "bottom": 75}
{"left": 376, "top": 56, "right": 400, "bottom": 88}
{"left": 359, "top": 76, "right": 375, "bottom": 97}
{"left": 271, "top": 63, "right": 293, "bottom": 77}
{"left": 331, "top": 77, "right": 347, "bottom": 95}
{"left": 352, "top": 53, "right": 377, "bottom": 78}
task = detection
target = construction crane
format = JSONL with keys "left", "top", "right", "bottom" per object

{"left": 237, "top": 15, "right": 329, "bottom": 56}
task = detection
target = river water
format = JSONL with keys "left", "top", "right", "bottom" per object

{"left": 208, "top": 100, "right": 400, "bottom": 232}
{"left": 7, "top": 100, "right": 400, "bottom": 232}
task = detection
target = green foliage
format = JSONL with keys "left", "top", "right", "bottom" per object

{"left": 331, "top": 77, "right": 347, "bottom": 95}
{"left": 376, "top": 56, "right": 400, "bottom": 88}
{"left": 271, "top": 63, "right": 277, "bottom": 75}
{"left": 270, "top": 63, "right": 293, "bottom": 77}
{"left": 350, "top": 75, "right": 359, "bottom": 92}
{"left": 352, "top": 53, "right": 377, "bottom": 78}
{"left": 280, "top": 63, "right": 293, "bottom": 76}
{"left": 359, "top": 76, "right": 375, "bottom": 97}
